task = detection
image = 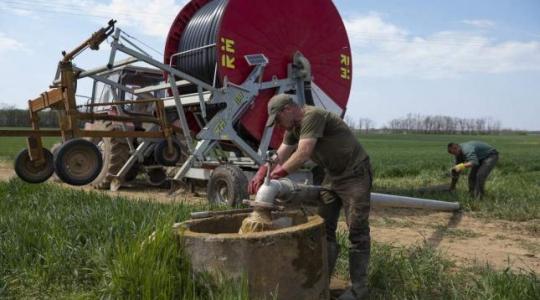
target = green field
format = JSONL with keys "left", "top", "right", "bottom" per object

{"left": 362, "top": 133, "right": 540, "bottom": 221}
{"left": 0, "top": 181, "right": 247, "bottom": 299}
{"left": 2, "top": 133, "right": 538, "bottom": 221}
{"left": 1, "top": 180, "right": 538, "bottom": 299}
{"left": 1, "top": 133, "right": 539, "bottom": 298}
{"left": 0, "top": 136, "right": 59, "bottom": 161}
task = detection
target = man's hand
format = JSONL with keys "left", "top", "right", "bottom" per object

{"left": 270, "top": 164, "right": 288, "bottom": 180}
{"left": 452, "top": 163, "right": 467, "bottom": 173}
{"left": 248, "top": 164, "right": 269, "bottom": 195}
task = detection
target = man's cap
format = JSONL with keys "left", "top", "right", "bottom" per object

{"left": 265, "top": 94, "right": 294, "bottom": 127}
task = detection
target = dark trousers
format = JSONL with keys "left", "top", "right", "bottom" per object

{"left": 318, "top": 159, "right": 372, "bottom": 287}
{"left": 468, "top": 153, "right": 498, "bottom": 198}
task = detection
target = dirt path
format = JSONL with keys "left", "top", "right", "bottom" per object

{"left": 2, "top": 162, "right": 538, "bottom": 272}
{"left": 366, "top": 208, "right": 539, "bottom": 273}
{"left": 0, "top": 162, "right": 13, "bottom": 182}
{"left": 0, "top": 161, "right": 206, "bottom": 205}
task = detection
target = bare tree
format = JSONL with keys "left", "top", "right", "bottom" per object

{"left": 385, "top": 114, "right": 504, "bottom": 134}
{"left": 344, "top": 115, "right": 356, "bottom": 130}
{"left": 364, "top": 119, "right": 374, "bottom": 134}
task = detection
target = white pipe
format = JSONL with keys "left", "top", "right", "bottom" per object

{"left": 253, "top": 179, "right": 460, "bottom": 212}
{"left": 371, "top": 193, "right": 460, "bottom": 211}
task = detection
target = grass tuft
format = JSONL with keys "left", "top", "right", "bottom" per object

{"left": 0, "top": 179, "right": 247, "bottom": 299}
{"left": 335, "top": 231, "right": 540, "bottom": 299}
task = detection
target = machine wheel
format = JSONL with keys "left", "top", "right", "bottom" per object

{"left": 54, "top": 139, "right": 103, "bottom": 186}
{"left": 49, "top": 142, "right": 63, "bottom": 181}
{"left": 154, "top": 140, "right": 183, "bottom": 166}
{"left": 207, "top": 165, "right": 248, "bottom": 207}
{"left": 145, "top": 167, "right": 168, "bottom": 186}
{"left": 90, "top": 121, "right": 137, "bottom": 189}
{"left": 14, "top": 148, "right": 54, "bottom": 183}
{"left": 50, "top": 142, "right": 62, "bottom": 156}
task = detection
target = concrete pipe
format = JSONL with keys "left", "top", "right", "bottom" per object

{"left": 176, "top": 211, "right": 329, "bottom": 300}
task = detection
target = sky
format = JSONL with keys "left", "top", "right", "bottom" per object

{"left": 0, "top": 0, "right": 539, "bottom": 130}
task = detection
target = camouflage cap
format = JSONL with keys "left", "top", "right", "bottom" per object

{"left": 265, "top": 94, "right": 294, "bottom": 127}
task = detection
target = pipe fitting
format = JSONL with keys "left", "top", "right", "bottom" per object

{"left": 249, "top": 178, "right": 323, "bottom": 209}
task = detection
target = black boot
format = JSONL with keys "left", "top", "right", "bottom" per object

{"left": 338, "top": 249, "right": 370, "bottom": 300}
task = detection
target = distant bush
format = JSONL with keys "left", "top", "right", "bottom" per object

{"left": 383, "top": 113, "right": 507, "bottom": 134}
{"left": 0, "top": 106, "right": 58, "bottom": 127}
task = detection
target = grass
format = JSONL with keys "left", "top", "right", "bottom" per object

{"left": 2, "top": 133, "right": 537, "bottom": 221}
{"left": 0, "top": 136, "right": 59, "bottom": 161}
{"left": 2, "top": 180, "right": 537, "bottom": 299}
{"left": 360, "top": 133, "right": 540, "bottom": 221}
{"left": 1, "top": 132, "right": 539, "bottom": 298}
{"left": 335, "top": 231, "right": 540, "bottom": 300}
{"left": 518, "top": 240, "right": 540, "bottom": 254}
{"left": 0, "top": 179, "right": 247, "bottom": 299}
{"left": 433, "top": 227, "right": 481, "bottom": 239}
{"left": 370, "top": 216, "right": 416, "bottom": 228}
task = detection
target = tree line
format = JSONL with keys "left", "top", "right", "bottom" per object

{"left": 344, "top": 113, "right": 510, "bottom": 134}
{"left": 344, "top": 116, "right": 375, "bottom": 134}
{"left": 0, "top": 106, "right": 514, "bottom": 135}
{"left": 0, "top": 106, "right": 58, "bottom": 127}
{"left": 384, "top": 113, "right": 502, "bottom": 134}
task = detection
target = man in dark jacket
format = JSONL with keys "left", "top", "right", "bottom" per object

{"left": 447, "top": 141, "right": 499, "bottom": 198}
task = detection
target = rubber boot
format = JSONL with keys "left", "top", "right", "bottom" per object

{"left": 338, "top": 249, "right": 369, "bottom": 300}
{"left": 328, "top": 240, "right": 340, "bottom": 277}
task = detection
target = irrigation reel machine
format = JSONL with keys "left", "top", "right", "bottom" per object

{"left": 2, "top": 0, "right": 354, "bottom": 206}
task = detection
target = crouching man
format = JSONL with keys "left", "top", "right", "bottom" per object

{"left": 447, "top": 141, "right": 499, "bottom": 198}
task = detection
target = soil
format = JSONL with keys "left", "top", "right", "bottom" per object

{"left": 366, "top": 208, "right": 539, "bottom": 273}
{"left": 1, "top": 162, "right": 538, "bottom": 273}
{"left": 0, "top": 161, "right": 206, "bottom": 205}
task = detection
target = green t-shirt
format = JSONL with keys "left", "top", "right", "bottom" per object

{"left": 283, "top": 106, "right": 368, "bottom": 177}
{"left": 457, "top": 141, "right": 498, "bottom": 166}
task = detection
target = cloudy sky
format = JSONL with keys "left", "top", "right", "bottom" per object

{"left": 1, "top": 0, "right": 539, "bottom": 130}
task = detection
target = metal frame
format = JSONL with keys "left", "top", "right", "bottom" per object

{"left": 1, "top": 21, "right": 319, "bottom": 189}
{"left": 104, "top": 28, "right": 315, "bottom": 185}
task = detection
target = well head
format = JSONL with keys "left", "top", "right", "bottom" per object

{"left": 177, "top": 211, "right": 329, "bottom": 299}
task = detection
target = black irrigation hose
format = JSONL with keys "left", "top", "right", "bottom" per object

{"left": 176, "top": 0, "right": 228, "bottom": 84}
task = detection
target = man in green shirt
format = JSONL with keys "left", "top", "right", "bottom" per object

{"left": 447, "top": 141, "right": 499, "bottom": 198}
{"left": 249, "top": 94, "right": 372, "bottom": 300}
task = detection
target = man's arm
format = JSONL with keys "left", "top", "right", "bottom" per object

{"left": 453, "top": 149, "right": 476, "bottom": 172}
{"left": 249, "top": 142, "right": 296, "bottom": 194}
{"left": 276, "top": 143, "right": 296, "bottom": 165}
{"left": 460, "top": 145, "right": 479, "bottom": 169}
{"left": 449, "top": 169, "right": 460, "bottom": 191}
{"left": 281, "top": 138, "right": 317, "bottom": 173}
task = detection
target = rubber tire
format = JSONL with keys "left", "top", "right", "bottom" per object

{"left": 14, "top": 148, "right": 54, "bottom": 183}
{"left": 90, "top": 121, "right": 136, "bottom": 189}
{"left": 54, "top": 139, "right": 103, "bottom": 186}
{"left": 49, "top": 143, "right": 63, "bottom": 181}
{"left": 207, "top": 165, "right": 248, "bottom": 207}
{"left": 146, "top": 168, "right": 167, "bottom": 186}
{"left": 154, "top": 140, "right": 182, "bottom": 166}
{"left": 50, "top": 142, "right": 62, "bottom": 157}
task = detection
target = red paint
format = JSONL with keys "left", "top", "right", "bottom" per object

{"left": 165, "top": 0, "right": 352, "bottom": 148}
